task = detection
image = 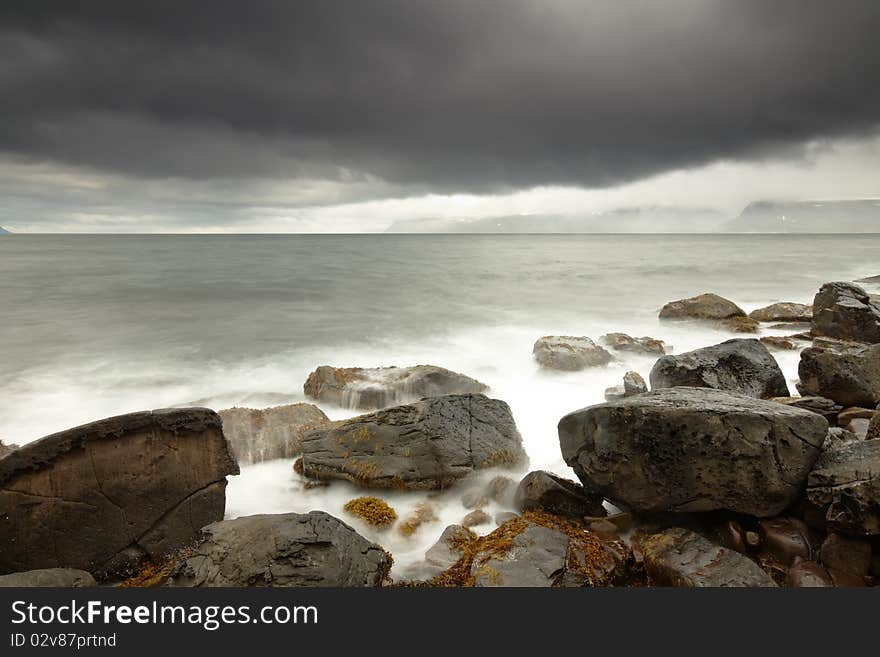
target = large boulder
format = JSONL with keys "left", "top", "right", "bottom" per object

{"left": 300, "top": 394, "right": 527, "bottom": 490}
{"left": 0, "top": 568, "right": 96, "bottom": 588}
{"left": 218, "top": 403, "right": 329, "bottom": 464}
{"left": 533, "top": 336, "right": 613, "bottom": 371}
{"left": 806, "top": 440, "right": 880, "bottom": 536}
{"left": 0, "top": 408, "right": 239, "bottom": 577}
{"left": 168, "top": 512, "right": 390, "bottom": 587}
{"left": 797, "top": 342, "right": 880, "bottom": 407}
{"left": 812, "top": 282, "right": 880, "bottom": 343}
{"left": 649, "top": 338, "right": 789, "bottom": 399}
{"left": 641, "top": 528, "right": 776, "bottom": 587}
{"left": 303, "top": 364, "right": 487, "bottom": 410}
{"left": 749, "top": 302, "right": 812, "bottom": 323}
{"left": 559, "top": 387, "right": 828, "bottom": 517}
{"left": 514, "top": 470, "right": 606, "bottom": 518}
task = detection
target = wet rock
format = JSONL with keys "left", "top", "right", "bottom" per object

{"left": 533, "top": 336, "right": 613, "bottom": 371}
{"left": 812, "top": 282, "right": 880, "bottom": 344}
{"left": 718, "top": 520, "right": 748, "bottom": 553}
{"left": 759, "top": 336, "right": 800, "bottom": 351}
{"left": 485, "top": 476, "right": 515, "bottom": 504}
{"left": 624, "top": 371, "right": 648, "bottom": 395}
{"left": 218, "top": 403, "right": 329, "bottom": 464}
{"left": 649, "top": 338, "right": 789, "bottom": 398}
{"left": 0, "top": 568, "right": 96, "bottom": 588}
{"left": 642, "top": 528, "right": 776, "bottom": 587}
{"left": 425, "top": 525, "right": 475, "bottom": 570}
{"left": 757, "top": 518, "right": 814, "bottom": 566}
{"left": 770, "top": 396, "right": 841, "bottom": 423}
{"left": 827, "top": 568, "right": 867, "bottom": 587}
{"left": 0, "top": 408, "right": 239, "bottom": 577}
{"left": 300, "top": 394, "right": 527, "bottom": 490}
{"left": 836, "top": 407, "right": 876, "bottom": 425}
{"left": 847, "top": 418, "right": 871, "bottom": 439}
{"left": 806, "top": 439, "right": 880, "bottom": 535}
{"left": 461, "top": 509, "right": 491, "bottom": 528}
{"left": 797, "top": 342, "right": 880, "bottom": 407}
{"left": 659, "top": 293, "right": 746, "bottom": 321}
{"left": 514, "top": 470, "right": 606, "bottom": 518}
{"left": 819, "top": 533, "right": 871, "bottom": 577}
{"left": 168, "top": 512, "right": 390, "bottom": 587}
{"left": 599, "top": 333, "right": 667, "bottom": 355}
{"left": 604, "top": 386, "right": 626, "bottom": 401}
{"left": 559, "top": 387, "right": 828, "bottom": 517}
{"left": 823, "top": 427, "right": 861, "bottom": 450}
{"left": 749, "top": 302, "right": 812, "bottom": 323}
{"left": 461, "top": 489, "right": 489, "bottom": 509}
{"left": 720, "top": 316, "right": 761, "bottom": 333}
{"left": 446, "top": 513, "right": 630, "bottom": 587}
{"left": 868, "top": 413, "right": 880, "bottom": 440}
{"left": 303, "top": 364, "right": 487, "bottom": 410}
{"left": 785, "top": 560, "right": 833, "bottom": 587}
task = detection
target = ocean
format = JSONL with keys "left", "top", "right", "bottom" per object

{"left": 1, "top": 233, "right": 878, "bottom": 575}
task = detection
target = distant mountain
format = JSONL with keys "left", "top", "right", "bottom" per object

{"left": 385, "top": 206, "right": 727, "bottom": 233}
{"left": 729, "top": 199, "right": 880, "bottom": 233}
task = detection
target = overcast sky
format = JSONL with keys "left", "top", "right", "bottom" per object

{"left": 2, "top": 0, "right": 879, "bottom": 232}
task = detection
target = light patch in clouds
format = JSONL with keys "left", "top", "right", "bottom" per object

{"left": 2, "top": 131, "right": 879, "bottom": 233}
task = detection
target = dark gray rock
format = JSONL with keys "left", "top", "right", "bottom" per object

{"left": 514, "top": 470, "right": 606, "bottom": 518}
{"left": 806, "top": 439, "right": 880, "bottom": 535}
{"left": 300, "top": 394, "right": 527, "bottom": 490}
{"left": 812, "top": 282, "right": 880, "bottom": 344}
{"left": 797, "top": 342, "right": 880, "bottom": 408}
{"left": 168, "top": 512, "right": 390, "bottom": 587}
{"left": 599, "top": 333, "right": 667, "bottom": 355}
{"left": 472, "top": 524, "right": 569, "bottom": 587}
{"left": 749, "top": 302, "right": 812, "bottom": 323}
{"left": 303, "top": 364, "right": 487, "bottom": 410}
{"left": 659, "top": 293, "right": 746, "bottom": 320}
{"left": 559, "top": 387, "right": 828, "bottom": 516}
{"left": 0, "top": 408, "right": 239, "bottom": 577}
{"left": 0, "top": 568, "right": 96, "bottom": 587}
{"left": 819, "top": 533, "right": 872, "bottom": 577}
{"left": 533, "top": 336, "right": 613, "bottom": 371}
{"left": 649, "top": 338, "right": 789, "bottom": 398}
{"left": 642, "top": 527, "right": 776, "bottom": 587}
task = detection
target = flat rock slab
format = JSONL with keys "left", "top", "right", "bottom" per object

{"left": 300, "top": 394, "right": 527, "bottom": 490}
{"left": 0, "top": 408, "right": 239, "bottom": 577}
{"left": 219, "top": 403, "right": 329, "bottom": 464}
{"left": 304, "top": 364, "right": 487, "bottom": 410}
{"left": 559, "top": 387, "right": 828, "bottom": 516}
{"left": 642, "top": 528, "right": 776, "bottom": 587}
{"left": 749, "top": 302, "right": 812, "bottom": 323}
{"left": 0, "top": 568, "right": 96, "bottom": 587}
{"left": 807, "top": 439, "right": 880, "bottom": 536}
{"left": 168, "top": 512, "right": 390, "bottom": 587}
{"left": 649, "top": 338, "right": 789, "bottom": 398}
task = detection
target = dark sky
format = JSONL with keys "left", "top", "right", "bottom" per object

{"left": 1, "top": 0, "right": 879, "bottom": 230}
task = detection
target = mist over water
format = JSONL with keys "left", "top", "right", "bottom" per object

{"left": 2, "top": 234, "right": 878, "bottom": 575}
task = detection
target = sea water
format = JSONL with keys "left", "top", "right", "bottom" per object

{"left": 1, "top": 234, "right": 878, "bottom": 576}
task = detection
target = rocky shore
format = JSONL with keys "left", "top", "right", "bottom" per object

{"left": 1, "top": 278, "right": 879, "bottom": 588}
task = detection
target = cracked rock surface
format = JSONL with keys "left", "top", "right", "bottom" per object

{"left": 806, "top": 439, "right": 880, "bottom": 536}
{"left": 300, "top": 393, "right": 527, "bottom": 489}
{"left": 168, "top": 511, "right": 390, "bottom": 587}
{"left": 559, "top": 387, "right": 828, "bottom": 516}
{"left": 0, "top": 408, "right": 239, "bottom": 578}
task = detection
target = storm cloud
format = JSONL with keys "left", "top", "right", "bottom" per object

{"left": 2, "top": 0, "right": 879, "bottom": 196}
